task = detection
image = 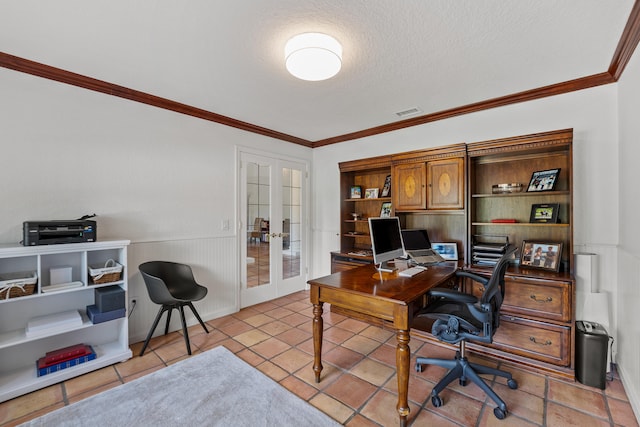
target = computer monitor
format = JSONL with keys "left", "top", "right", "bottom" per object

{"left": 368, "top": 217, "right": 407, "bottom": 272}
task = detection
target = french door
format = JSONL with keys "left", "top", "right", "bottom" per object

{"left": 239, "top": 151, "right": 307, "bottom": 308}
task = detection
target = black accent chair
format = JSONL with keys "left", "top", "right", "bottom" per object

{"left": 138, "top": 261, "right": 209, "bottom": 356}
{"left": 414, "top": 246, "right": 518, "bottom": 420}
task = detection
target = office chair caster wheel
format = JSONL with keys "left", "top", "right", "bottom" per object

{"left": 459, "top": 378, "right": 467, "bottom": 386}
{"left": 415, "top": 363, "right": 424, "bottom": 373}
{"left": 431, "top": 395, "right": 443, "bottom": 408}
{"left": 507, "top": 379, "right": 518, "bottom": 389}
{"left": 493, "top": 407, "right": 506, "bottom": 419}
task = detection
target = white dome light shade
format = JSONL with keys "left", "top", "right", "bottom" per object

{"left": 285, "top": 33, "right": 342, "bottom": 81}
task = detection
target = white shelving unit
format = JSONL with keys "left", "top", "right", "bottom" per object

{"left": 0, "top": 240, "right": 132, "bottom": 403}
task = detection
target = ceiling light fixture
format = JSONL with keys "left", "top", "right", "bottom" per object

{"left": 285, "top": 33, "right": 342, "bottom": 81}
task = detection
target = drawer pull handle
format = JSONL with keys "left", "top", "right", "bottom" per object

{"left": 529, "top": 336, "right": 552, "bottom": 346}
{"left": 530, "top": 294, "right": 552, "bottom": 303}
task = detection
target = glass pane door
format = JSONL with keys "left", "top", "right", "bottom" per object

{"left": 246, "top": 161, "right": 271, "bottom": 289}
{"left": 240, "top": 152, "right": 307, "bottom": 308}
{"left": 281, "top": 167, "right": 301, "bottom": 280}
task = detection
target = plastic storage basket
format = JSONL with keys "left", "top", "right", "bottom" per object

{"left": 88, "top": 259, "right": 123, "bottom": 284}
{"left": 0, "top": 271, "right": 38, "bottom": 299}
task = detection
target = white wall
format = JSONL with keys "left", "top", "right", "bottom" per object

{"left": 617, "top": 42, "right": 640, "bottom": 419}
{"left": 0, "top": 68, "right": 313, "bottom": 343}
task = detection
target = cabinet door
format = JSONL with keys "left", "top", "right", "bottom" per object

{"left": 427, "top": 158, "right": 464, "bottom": 209}
{"left": 393, "top": 162, "right": 426, "bottom": 210}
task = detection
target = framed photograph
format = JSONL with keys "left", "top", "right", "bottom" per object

{"left": 529, "top": 203, "right": 560, "bottom": 223}
{"left": 381, "top": 175, "right": 392, "bottom": 197}
{"left": 526, "top": 168, "right": 560, "bottom": 192}
{"left": 432, "top": 243, "right": 458, "bottom": 260}
{"left": 380, "top": 202, "right": 392, "bottom": 217}
{"left": 520, "top": 241, "right": 563, "bottom": 272}
{"left": 350, "top": 185, "right": 362, "bottom": 199}
{"left": 365, "top": 188, "right": 379, "bottom": 199}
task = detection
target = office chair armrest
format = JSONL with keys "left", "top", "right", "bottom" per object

{"left": 456, "top": 270, "right": 489, "bottom": 287}
{"left": 428, "top": 288, "right": 478, "bottom": 304}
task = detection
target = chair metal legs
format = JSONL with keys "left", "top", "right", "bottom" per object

{"left": 415, "top": 342, "right": 518, "bottom": 420}
{"left": 139, "top": 302, "right": 209, "bottom": 357}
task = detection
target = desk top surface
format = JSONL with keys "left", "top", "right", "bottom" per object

{"left": 308, "top": 262, "right": 459, "bottom": 304}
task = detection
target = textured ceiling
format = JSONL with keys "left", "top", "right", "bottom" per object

{"left": 0, "top": 1, "right": 635, "bottom": 142}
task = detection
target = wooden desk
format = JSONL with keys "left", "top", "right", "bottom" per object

{"left": 308, "top": 262, "right": 458, "bottom": 427}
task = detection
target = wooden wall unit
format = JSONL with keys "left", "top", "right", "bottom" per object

{"left": 464, "top": 128, "right": 575, "bottom": 379}
{"left": 331, "top": 128, "right": 576, "bottom": 379}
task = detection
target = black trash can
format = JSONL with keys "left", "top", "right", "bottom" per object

{"left": 575, "top": 321, "right": 609, "bottom": 389}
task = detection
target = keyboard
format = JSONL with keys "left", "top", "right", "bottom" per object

{"left": 399, "top": 266, "right": 428, "bottom": 277}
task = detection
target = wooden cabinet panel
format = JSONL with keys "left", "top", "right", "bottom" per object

{"left": 393, "top": 162, "right": 426, "bottom": 210}
{"left": 491, "top": 315, "right": 571, "bottom": 366}
{"left": 331, "top": 253, "right": 371, "bottom": 273}
{"left": 502, "top": 277, "right": 572, "bottom": 322}
{"left": 427, "top": 158, "right": 464, "bottom": 209}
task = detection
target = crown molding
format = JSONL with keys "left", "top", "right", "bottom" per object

{"left": 2, "top": 1, "right": 639, "bottom": 149}
{"left": 0, "top": 51, "right": 313, "bottom": 148}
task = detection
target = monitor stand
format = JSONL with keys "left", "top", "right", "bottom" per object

{"left": 376, "top": 261, "right": 397, "bottom": 273}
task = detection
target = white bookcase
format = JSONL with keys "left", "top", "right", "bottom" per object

{"left": 0, "top": 240, "right": 132, "bottom": 402}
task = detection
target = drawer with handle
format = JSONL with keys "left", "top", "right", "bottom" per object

{"left": 490, "top": 315, "right": 571, "bottom": 366}
{"left": 467, "top": 276, "right": 572, "bottom": 322}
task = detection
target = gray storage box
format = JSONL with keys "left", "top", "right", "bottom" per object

{"left": 575, "top": 321, "right": 609, "bottom": 389}
{"left": 94, "top": 285, "right": 125, "bottom": 313}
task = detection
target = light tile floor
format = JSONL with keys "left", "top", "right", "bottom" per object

{"left": 1, "top": 290, "right": 638, "bottom": 426}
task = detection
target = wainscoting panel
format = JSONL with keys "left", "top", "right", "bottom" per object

{"left": 310, "top": 229, "right": 340, "bottom": 278}
{"left": 126, "top": 237, "right": 239, "bottom": 344}
{"left": 616, "top": 249, "right": 640, "bottom": 423}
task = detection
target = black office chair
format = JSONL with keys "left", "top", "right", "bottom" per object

{"left": 414, "top": 246, "right": 518, "bottom": 420}
{"left": 138, "top": 261, "right": 209, "bottom": 356}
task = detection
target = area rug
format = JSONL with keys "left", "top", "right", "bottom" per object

{"left": 22, "top": 346, "right": 340, "bottom": 427}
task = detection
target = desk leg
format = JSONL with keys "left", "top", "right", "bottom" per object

{"left": 312, "top": 302, "right": 324, "bottom": 383}
{"left": 396, "top": 329, "right": 410, "bottom": 427}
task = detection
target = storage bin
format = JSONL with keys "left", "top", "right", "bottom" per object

{"left": 0, "top": 271, "right": 38, "bottom": 299}
{"left": 88, "top": 259, "right": 123, "bottom": 284}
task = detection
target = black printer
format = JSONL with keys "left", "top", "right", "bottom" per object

{"left": 22, "top": 220, "right": 97, "bottom": 246}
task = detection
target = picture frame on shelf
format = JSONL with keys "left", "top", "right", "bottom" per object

{"left": 380, "top": 175, "right": 391, "bottom": 197}
{"left": 380, "top": 202, "right": 392, "bottom": 218}
{"left": 365, "top": 188, "right": 379, "bottom": 199}
{"left": 529, "top": 203, "right": 560, "bottom": 223}
{"left": 526, "top": 168, "right": 560, "bottom": 192}
{"left": 520, "top": 241, "right": 563, "bottom": 272}
{"left": 432, "top": 243, "right": 458, "bottom": 260}
{"left": 350, "top": 185, "right": 362, "bottom": 199}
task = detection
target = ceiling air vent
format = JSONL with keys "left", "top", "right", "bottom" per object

{"left": 395, "top": 107, "right": 422, "bottom": 118}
